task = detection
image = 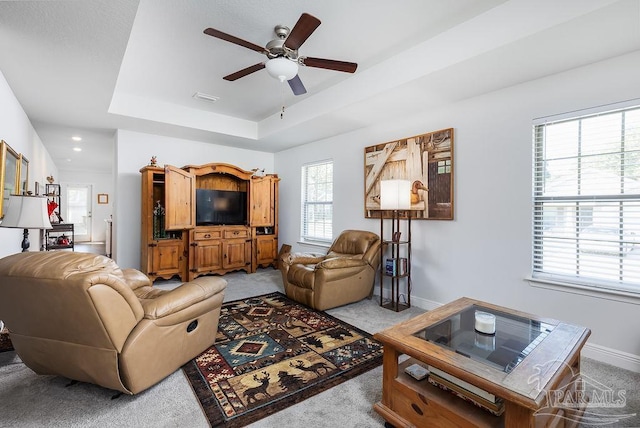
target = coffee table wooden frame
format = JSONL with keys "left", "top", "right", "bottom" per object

{"left": 373, "top": 297, "right": 591, "bottom": 427}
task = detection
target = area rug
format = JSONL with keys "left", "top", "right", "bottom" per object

{"left": 182, "top": 292, "right": 383, "bottom": 427}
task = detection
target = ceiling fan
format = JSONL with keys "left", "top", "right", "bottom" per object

{"left": 204, "top": 13, "right": 358, "bottom": 96}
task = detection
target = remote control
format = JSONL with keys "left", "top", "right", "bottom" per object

{"left": 404, "top": 363, "right": 429, "bottom": 380}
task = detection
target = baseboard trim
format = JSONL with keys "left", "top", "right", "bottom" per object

{"left": 410, "top": 294, "right": 442, "bottom": 312}
{"left": 384, "top": 291, "right": 640, "bottom": 374}
{"left": 582, "top": 342, "right": 640, "bottom": 373}
{"left": 374, "top": 289, "right": 442, "bottom": 312}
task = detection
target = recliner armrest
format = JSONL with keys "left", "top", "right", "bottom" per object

{"left": 318, "top": 257, "right": 368, "bottom": 269}
{"left": 283, "top": 252, "right": 326, "bottom": 266}
{"left": 315, "top": 257, "right": 371, "bottom": 283}
{"left": 122, "top": 268, "right": 152, "bottom": 291}
{"left": 139, "top": 277, "right": 227, "bottom": 320}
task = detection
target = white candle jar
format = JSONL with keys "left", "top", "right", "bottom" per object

{"left": 474, "top": 311, "right": 496, "bottom": 335}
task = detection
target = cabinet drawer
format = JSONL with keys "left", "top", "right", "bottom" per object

{"left": 390, "top": 384, "right": 458, "bottom": 428}
{"left": 194, "top": 230, "right": 222, "bottom": 240}
{"left": 224, "top": 229, "right": 249, "bottom": 239}
{"left": 392, "top": 374, "right": 503, "bottom": 428}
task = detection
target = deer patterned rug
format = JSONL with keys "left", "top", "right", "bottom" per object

{"left": 182, "top": 292, "right": 383, "bottom": 427}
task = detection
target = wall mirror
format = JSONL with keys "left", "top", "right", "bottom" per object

{"left": 0, "top": 140, "right": 20, "bottom": 218}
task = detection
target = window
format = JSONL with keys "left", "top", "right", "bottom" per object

{"left": 438, "top": 159, "right": 451, "bottom": 174}
{"left": 532, "top": 104, "right": 640, "bottom": 294}
{"left": 301, "top": 160, "right": 333, "bottom": 243}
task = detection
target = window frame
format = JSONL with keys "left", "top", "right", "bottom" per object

{"left": 531, "top": 101, "right": 640, "bottom": 299}
{"left": 300, "top": 159, "right": 334, "bottom": 245}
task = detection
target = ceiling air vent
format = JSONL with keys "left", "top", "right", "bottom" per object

{"left": 193, "top": 92, "right": 220, "bottom": 103}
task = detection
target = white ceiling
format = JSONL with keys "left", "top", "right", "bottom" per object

{"left": 0, "top": 0, "right": 638, "bottom": 173}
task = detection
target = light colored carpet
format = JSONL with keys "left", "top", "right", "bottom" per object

{"left": 1, "top": 269, "right": 638, "bottom": 427}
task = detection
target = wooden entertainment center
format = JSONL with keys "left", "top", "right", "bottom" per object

{"left": 140, "top": 163, "right": 279, "bottom": 282}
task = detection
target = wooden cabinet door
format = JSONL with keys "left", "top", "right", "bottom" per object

{"left": 150, "top": 240, "right": 183, "bottom": 277}
{"left": 250, "top": 176, "right": 274, "bottom": 227}
{"left": 224, "top": 239, "right": 250, "bottom": 269}
{"left": 192, "top": 240, "right": 223, "bottom": 273}
{"left": 165, "top": 165, "right": 196, "bottom": 230}
{"left": 256, "top": 235, "right": 277, "bottom": 266}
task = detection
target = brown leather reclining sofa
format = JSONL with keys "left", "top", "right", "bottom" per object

{"left": 280, "top": 229, "right": 381, "bottom": 310}
{"left": 0, "top": 251, "right": 226, "bottom": 394}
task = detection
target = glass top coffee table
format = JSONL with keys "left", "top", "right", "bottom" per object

{"left": 373, "top": 297, "right": 591, "bottom": 427}
{"left": 415, "top": 303, "right": 555, "bottom": 374}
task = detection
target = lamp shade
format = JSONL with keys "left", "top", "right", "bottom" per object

{"left": 1, "top": 195, "right": 52, "bottom": 229}
{"left": 380, "top": 180, "right": 411, "bottom": 210}
{"left": 265, "top": 57, "right": 298, "bottom": 82}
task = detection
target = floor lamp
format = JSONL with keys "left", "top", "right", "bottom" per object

{"left": 0, "top": 195, "right": 52, "bottom": 252}
{"left": 380, "top": 180, "right": 411, "bottom": 310}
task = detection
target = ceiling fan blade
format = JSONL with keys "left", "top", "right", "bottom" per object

{"left": 283, "top": 13, "right": 321, "bottom": 51}
{"left": 288, "top": 75, "right": 307, "bottom": 96}
{"left": 204, "top": 28, "right": 267, "bottom": 54}
{"left": 223, "top": 63, "right": 265, "bottom": 81}
{"left": 301, "top": 57, "right": 358, "bottom": 73}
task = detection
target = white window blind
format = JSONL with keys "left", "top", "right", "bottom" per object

{"left": 532, "top": 104, "right": 640, "bottom": 294}
{"left": 301, "top": 160, "right": 333, "bottom": 243}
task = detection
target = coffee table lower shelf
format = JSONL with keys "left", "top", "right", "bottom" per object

{"left": 374, "top": 358, "right": 503, "bottom": 428}
{"left": 375, "top": 358, "right": 587, "bottom": 428}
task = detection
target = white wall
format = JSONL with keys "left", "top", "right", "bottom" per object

{"left": 275, "top": 50, "right": 640, "bottom": 370}
{"left": 59, "top": 170, "right": 114, "bottom": 242}
{"left": 0, "top": 71, "right": 57, "bottom": 257}
{"left": 114, "top": 130, "right": 275, "bottom": 270}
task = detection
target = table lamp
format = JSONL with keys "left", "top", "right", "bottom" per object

{"left": 0, "top": 195, "right": 53, "bottom": 251}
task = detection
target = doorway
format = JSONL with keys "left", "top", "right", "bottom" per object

{"left": 66, "top": 184, "right": 92, "bottom": 242}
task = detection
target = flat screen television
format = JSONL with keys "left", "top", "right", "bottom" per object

{"left": 196, "top": 189, "right": 247, "bottom": 226}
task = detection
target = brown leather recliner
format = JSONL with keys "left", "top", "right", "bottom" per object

{"left": 0, "top": 251, "right": 226, "bottom": 395}
{"left": 280, "top": 230, "right": 381, "bottom": 310}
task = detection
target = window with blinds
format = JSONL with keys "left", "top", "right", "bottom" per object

{"left": 532, "top": 104, "right": 640, "bottom": 294}
{"left": 301, "top": 160, "right": 333, "bottom": 243}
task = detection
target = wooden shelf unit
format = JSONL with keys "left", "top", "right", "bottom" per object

{"left": 380, "top": 211, "right": 412, "bottom": 311}
{"left": 140, "top": 166, "right": 189, "bottom": 282}
{"left": 46, "top": 223, "right": 74, "bottom": 251}
{"left": 250, "top": 174, "right": 279, "bottom": 270}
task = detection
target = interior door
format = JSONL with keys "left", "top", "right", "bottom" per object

{"left": 66, "top": 184, "right": 92, "bottom": 242}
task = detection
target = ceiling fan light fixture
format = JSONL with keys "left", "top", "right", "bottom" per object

{"left": 265, "top": 57, "right": 298, "bottom": 82}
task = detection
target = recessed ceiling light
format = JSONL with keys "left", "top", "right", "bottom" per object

{"left": 193, "top": 92, "right": 220, "bottom": 103}
{"left": 72, "top": 136, "right": 82, "bottom": 141}
{"left": 73, "top": 147, "right": 82, "bottom": 152}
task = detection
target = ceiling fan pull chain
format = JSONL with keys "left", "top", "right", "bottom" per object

{"left": 280, "top": 83, "right": 286, "bottom": 119}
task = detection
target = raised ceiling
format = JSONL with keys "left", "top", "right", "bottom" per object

{"left": 0, "top": 0, "right": 638, "bottom": 173}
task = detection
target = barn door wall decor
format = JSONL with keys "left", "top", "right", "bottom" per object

{"left": 364, "top": 128, "right": 453, "bottom": 220}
